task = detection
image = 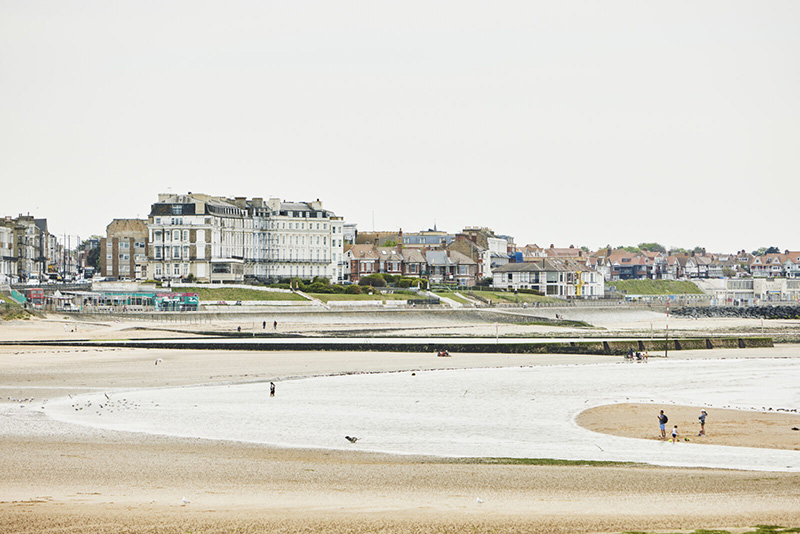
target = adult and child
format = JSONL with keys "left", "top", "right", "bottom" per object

{"left": 657, "top": 409, "right": 708, "bottom": 441}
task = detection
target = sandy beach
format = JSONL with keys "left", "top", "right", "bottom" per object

{"left": 2, "top": 313, "right": 800, "bottom": 533}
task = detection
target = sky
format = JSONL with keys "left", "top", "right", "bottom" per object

{"left": 1, "top": 1, "right": 799, "bottom": 253}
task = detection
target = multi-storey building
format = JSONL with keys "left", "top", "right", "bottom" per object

{"left": 1, "top": 215, "right": 50, "bottom": 283}
{"left": 146, "top": 193, "right": 345, "bottom": 283}
{"left": 493, "top": 258, "right": 604, "bottom": 298}
{"left": 101, "top": 219, "right": 149, "bottom": 280}
{"left": 0, "top": 223, "right": 15, "bottom": 283}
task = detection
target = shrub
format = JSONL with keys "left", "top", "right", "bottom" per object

{"left": 359, "top": 274, "right": 386, "bottom": 287}
{"left": 306, "top": 282, "right": 331, "bottom": 293}
{"left": 345, "top": 284, "right": 362, "bottom": 294}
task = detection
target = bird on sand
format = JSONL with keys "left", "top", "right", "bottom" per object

{"left": 182, "top": 496, "right": 190, "bottom": 504}
{"left": 345, "top": 436, "right": 359, "bottom": 443}
{"left": 155, "top": 358, "right": 163, "bottom": 365}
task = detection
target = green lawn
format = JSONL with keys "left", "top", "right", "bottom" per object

{"left": 181, "top": 287, "right": 307, "bottom": 302}
{"left": 467, "top": 290, "right": 563, "bottom": 304}
{"left": 607, "top": 279, "right": 703, "bottom": 295}
{"left": 308, "top": 292, "right": 417, "bottom": 303}
{"left": 432, "top": 291, "right": 471, "bottom": 305}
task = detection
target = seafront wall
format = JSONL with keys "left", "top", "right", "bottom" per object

{"left": 6, "top": 336, "right": 773, "bottom": 355}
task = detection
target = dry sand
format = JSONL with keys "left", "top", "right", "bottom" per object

{"left": 2, "top": 314, "right": 800, "bottom": 533}
{"left": 577, "top": 404, "right": 800, "bottom": 451}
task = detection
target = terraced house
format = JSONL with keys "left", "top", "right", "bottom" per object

{"left": 145, "top": 193, "right": 345, "bottom": 284}
{"left": 492, "top": 258, "right": 603, "bottom": 298}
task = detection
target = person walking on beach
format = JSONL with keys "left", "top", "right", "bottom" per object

{"left": 263, "top": 321, "right": 266, "bottom": 330}
{"left": 671, "top": 425, "right": 678, "bottom": 443}
{"left": 658, "top": 410, "right": 668, "bottom": 439}
{"left": 270, "top": 382, "right": 276, "bottom": 397}
{"left": 273, "top": 320, "right": 278, "bottom": 330}
{"left": 698, "top": 409, "right": 707, "bottom": 436}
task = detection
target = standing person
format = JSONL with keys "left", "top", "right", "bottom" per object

{"left": 270, "top": 382, "right": 276, "bottom": 397}
{"left": 658, "top": 410, "right": 668, "bottom": 439}
{"left": 671, "top": 425, "right": 678, "bottom": 443}
{"left": 698, "top": 409, "right": 707, "bottom": 436}
{"left": 273, "top": 320, "right": 277, "bottom": 330}
{"left": 262, "top": 321, "right": 266, "bottom": 330}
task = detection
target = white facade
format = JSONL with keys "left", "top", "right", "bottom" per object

{"left": 492, "top": 260, "right": 604, "bottom": 298}
{"left": 147, "top": 194, "right": 345, "bottom": 283}
{"left": 0, "top": 225, "right": 16, "bottom": 283}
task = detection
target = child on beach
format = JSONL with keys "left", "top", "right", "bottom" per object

{"left": 698, "top": 410, "right": 707, "bottom": 436}
{"left": 671, "top": 425, "right": 678, "bottom": 443}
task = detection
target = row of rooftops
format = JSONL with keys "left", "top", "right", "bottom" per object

{"left": 149, "top": 193, "right": 333, "bottom": 220}
{"left": 345, "top": 244, "right": 476, "bottom": 266}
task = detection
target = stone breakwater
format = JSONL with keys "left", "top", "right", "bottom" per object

{"left": 676, "top": 305, "right": 800, "bottom": 320}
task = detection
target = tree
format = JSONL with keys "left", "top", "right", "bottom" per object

{"left": 86, "top": 247, "right": 100, "bottom": 269}
{"left": 765, "top": 246, "right": 781, "bottom": 254}
{"left": 638, "top": 242, "right": 666, "bottom": 253}
{"left": 752, "top": 247, "right": 768, "bottom": 256}
{"left": 722, "top": 266, "right": 736, "bottom": 278}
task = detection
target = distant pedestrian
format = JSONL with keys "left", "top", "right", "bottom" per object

{"left": 263, "top": 321, "right": 266, "bottom": 330}
{"left": 273, "top": 320, "right": 277, "bottom": 330}
{"left": 658, "top": 410, "right": 668, "bottom": 439}
{"left": 671, "top": 425, "right": 678, "bottom": 443}
{"left": 270, "top": 382, "right": 275, "bottom": 397}
{"left": 237, "top": 326, "right": 241, "bottom": 333}
{"left": 698, "top": 409, "right": 707, "bottom": 436}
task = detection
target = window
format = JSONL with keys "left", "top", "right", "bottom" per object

{"left": 155, "top": 247, "right": 162, "bottom": 259}
{"left": 121, "top": 242, "right": 130, "bottom": 249}
{"left": 173, "top": 246, "right": 180, "bottom": 259}
{"left": 183, "top": 246, "right": 189, "bottom": 258}
{"left": 154, "top": 231, "right": 162, "bottom": 242}
{"left": 173, "top": 230, "right": 180, "bottom": 241}
{"left": 173, "top": 264, "right": 180, "bottom": 275}
{"left": 172, "top": 205, "right": 182, "bottom": 215}
{"left": 155, "top": 265, "right": 162, "bottom": 276}
{"left": 183, "top": 230, "right": 189, "bottom": 241}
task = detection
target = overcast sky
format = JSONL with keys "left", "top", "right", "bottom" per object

{"left": 2, "top": 1, "right": 798, "bottom": 253}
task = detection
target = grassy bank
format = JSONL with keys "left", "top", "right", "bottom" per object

{"left": 308, "top": 292, "right": 417, "bottom": 303}
{"left": 608, "top": 279, "right": 703, "bottom": 295}
{"left": 181, "top": 287, "right": 307, "bottom": 302}
{"left": 466, "top": 290, "right": 563, "bottom": 304}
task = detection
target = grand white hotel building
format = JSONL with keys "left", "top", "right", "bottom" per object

{"left": 146, "top": 193, "right": 346, "bottom": 283}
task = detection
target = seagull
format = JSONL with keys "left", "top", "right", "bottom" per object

{"left": 182, "top": 496, "right": 190, "bottom": 504}
{"left": 345, "top": 436, "right": 359, "bottom": 443}
{"left": 104, "top": 393, "right": 110, "bottom": 400}
{"left": 477, "top": 497, "right": 484, "bottom": 504}
{"left": 155, "top": 358, "right": 163, "bottom": 365}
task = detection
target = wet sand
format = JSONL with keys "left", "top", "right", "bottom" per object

{"left": 2, "top": 315, "right": 800, "bottom": 533}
